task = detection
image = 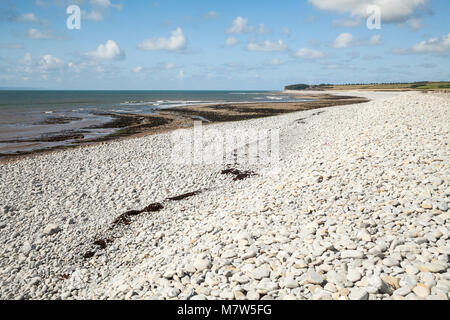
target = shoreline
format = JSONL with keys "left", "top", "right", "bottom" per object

{"left": 0, "top": 91, "right": 448, "bottom": 300}
{"left": 0, "top": 93, "right": 368, "bottom": 163}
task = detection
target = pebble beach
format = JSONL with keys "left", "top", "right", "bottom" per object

{"left": 0, "top": 91, "right": 449, "bottom": 300}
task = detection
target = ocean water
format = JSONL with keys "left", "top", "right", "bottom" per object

{"left": 0, "top": 90, "right": 306, "bottom": 155}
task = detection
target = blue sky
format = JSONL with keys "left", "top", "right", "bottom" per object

{"left": 0, "top": 0, "right": 449, "bottom": 90}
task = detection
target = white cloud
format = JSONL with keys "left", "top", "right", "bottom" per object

{"left": 35, "top": 0, "right": 49, "bottom": 8}
{"left": 295, "top": 48, "right": 326, "bottom": 59}
{"left": 39, "top": 54, "right": 64, "bottom": 71}
{"left": 400, "top": 18, "right": 424, "bottom": 32}
{"left": 20, "top": 53, "right": 32, "bottom": 66}
{"left": 17, "top": 13, "right": 38, "bottom": 23}
{"left": 332, "top": 33, "right": 382, "bottom": 48}
{"left": 332, "top": 18, "right": 362, "bottom": 27}
{"left": 132, "top": 66, "right": 143, "bottom": 73}
{"left": 246, "top": 40, "right": 287, "bottom": 52}
{"left": 394, "top": 34, "right": 450, "bottom": 55}
{"left": 83, "top": 0, "right": 122, "bottom": 21}
{"left": 203, "top": 11, "right": 218, "bottom": 19}
{"left": 226, "top": 16, "right": 254, "bottom": 34}
{"left": 369, "top": 34, "right": 382, "bottom": 46}
{"left": 333, "top": 33, "right": 354, "bottom": 48}
{"left": 0, "top": 43, "right": 23, "bottom": 49}
{"left": 257, "top": 24, "right": 271, "bottom": 34}
{"left": 308, "top": 0, "right": 430, "bottom": 23}
{"left": 282, "top": 27, "right": 291, "bottom": 36}
{"left": 177, "top": 70, "right": 185, "bottom": 80}
{"left": 138, "top": 28, "right": 187, "bottom": 52}
{"left": 264, "top": 58, "right": 285, "bottom": 66}
{"left": 26, "top": 28, "right": 61, "bottom": 40}
{"left": 84, "top": 10, "right": 104, "bottom": 21}
{"left": 225, "top": 37, "right": 239, "bottom": 47}
{"left": 85, "top": 40, "right": 125, "bottom": 61}
{"left": 16, "top": 52, "right": 65, "bottom": 75}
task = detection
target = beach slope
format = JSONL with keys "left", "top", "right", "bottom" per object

{"left": 0, "top": 91, "right": 449, "bottom": 300}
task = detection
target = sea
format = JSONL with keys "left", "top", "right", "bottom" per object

{"left": 0, "top": 90, "right": 307, "bottom": 155}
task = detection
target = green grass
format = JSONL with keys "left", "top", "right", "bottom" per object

{"left": 285, "top": 81, "right": 450, "bottom": 91}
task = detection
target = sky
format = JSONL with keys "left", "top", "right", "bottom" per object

{"left": 0, "top": 0, "right": 449, "bottom": 90}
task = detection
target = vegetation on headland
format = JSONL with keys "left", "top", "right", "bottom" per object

{"left": 285, "top": 81, "right": 450, "bottom": 91}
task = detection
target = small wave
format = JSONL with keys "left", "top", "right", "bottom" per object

{"left": 266, "top": 96, "right": 284, "bottom": 100}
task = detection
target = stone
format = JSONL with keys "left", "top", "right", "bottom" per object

{"left": 22, "top": 242, "right": 33, "bottom": 255}
{"left": 193, "top": 257, "right": 211, "bottom": 272}
{"left": 284, "top": 277, "right": 299, "bottom": 289}
{"left": 421, "top": 202, "right": 433, "bottom": 210}
{"left": 422, "top": 262, "right": 447, "bottom": 273}
{"left": 394, "top": 287, "right": 411, "bottom": 296}
{"left": 437, "top": 202, "right": 448, "bottom": 212}
{"left": 400, "top": 275, "right": 418, "bottom": 288}
{"left": 305, "top": 271, "right": 324, "bottom": 285}
{"left": 341, "top": 250, "right": 364, "bottom": 259}
{"left": 220, "top": 289, "right": 235, "bottom": 299}
{"left": 242, "top": 248, "right": 258, "bottom": 260}
{"left": 382, "top": 258, "right": 400, "bottom": 267}
{"left": 43, "top": 224, "right": 61, "bottom": 236}
{"left": 257, "top": 279, "right": 279, "bottom": 293}
{"left": 251, "top": 266, "right": 271, "bottom": 280}
{"left": 348, "top": 288, "right": 369, "bottom": 300}
{"left": 221, "top": 250, "right": 237, "bottom": 259}
{"left": 164, "top": 288, "right": 181, "bottom": 298}
{"left": 246, "top": 290, "right": 260, "bottom": 300}
{"left": 358, "top": 229, "right": 372, "bottom": 242}
{"left": 324, "top": 283, "right": 337, "bottom": 293}
{"left": 347, "top": 270, "right": 362, "bottom": 283}
{"left": 339, "top": 288, "right": 350, "bottom": 297}
{"left": 405, "top": 265, "right": 419, "bottom": 275}
{"left": 382, "top": 276, "right": 400, "bottom": 290}
{"left": 234, "top": 290, "right": 246, "bottom": 300}
{"left": 413, "top": 284, "right": 430, "bottom": 298}
{"left": 367, "top": 276, "right": 392, "bottom": 294}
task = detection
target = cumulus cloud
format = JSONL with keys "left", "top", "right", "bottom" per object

{"left": 203, "top": 11, "right": 218, "bottom": 19}
{"left": 333, "top": 33, "right": 354, "bottom": 48}
{"left": 138, "top": 28, "right": 187, "bottom": 52}
{"left": 132, "top": 66, "right": 143, "bottom": 73}
{"left": 308, "top": 0, "right": 430, "bottom": 23}
{"left": 0, "top": 43, "right": 23, "bottom": 49}
{"left": 393, "top": 34, "right": 450, "bottom": 55}
{"left": 294, "top": 48, "right": 326, "bottom": 59}
{"left": 225, "top": 37, "right": 239, "bottom": 47}
{"left": 177, "top": 70, "right": 185, "bottom": 80}
{"left": 85, "top": 40, "right": 125, "bottom": 61}
{"left": 332, "top": 33, "right": 382, "bottom": 48}
{"left": 16, "top": 12, "right": 48, "bottom": 25}
{"left": 226, "top": 16, "right": 254, "bottom": 34}
{"left": 282, "top": 27, "right": 291, "bottom": 36}
{"left": 257, "top": 24, "right": 271, "bottom": 35}
{"left": 246, "top": 40, "right": 287, "bottom": 52}
{"left": 369, "top": 34, "right": 382, "bottom": 46}
{"left": 26, "top": 28, "right": 61, "bottom": 40}
{"left": 83, "top": 0, "right": 122, "bottom": 21}
{"left": 399, "top": 18, "right": 424, "bottom": 32}
{"left": 15, "top": 52, "right": 65, "bottom": 76}
{"left": 264, "top": 58, "right": 285, "bottom": 66}
{"left": 39, "top": 54, "right": 64, "bottom": 71}
{"left": 332, "top": 18, "right": 362, "bottom": 27}
{"left": 35, "top": 0, "right": 49, "bottom": 8}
